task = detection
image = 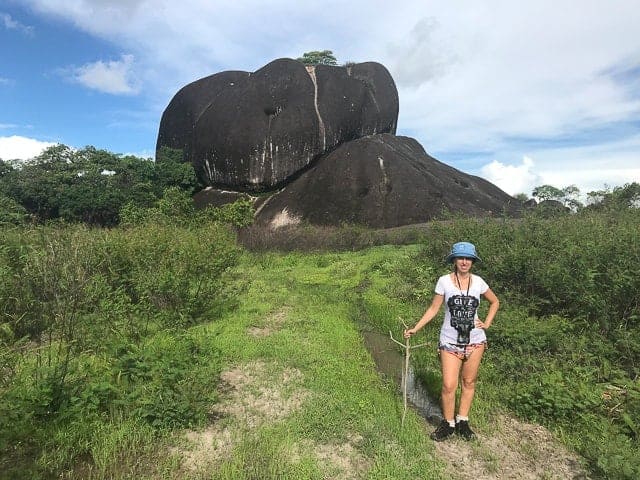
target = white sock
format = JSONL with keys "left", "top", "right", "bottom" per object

{"left": 447, "top": 419, "right": 455, "bottom": 428}
{"left": 456, "top": 415, "right": 469, "bottom": 423}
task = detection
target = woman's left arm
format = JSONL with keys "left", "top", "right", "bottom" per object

{"left": 475, "top": 288, "right": 500, "bottom": 329}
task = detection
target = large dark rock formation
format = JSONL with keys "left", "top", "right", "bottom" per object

{"left": 254, "top": 134, "right": 521, "bottom": 229}
{"left": 156, "top": 70, "right": 250, "bottom": 168}
{"left": 158, "top": 58, "right": 522, "bottom": 228}
{"left": 157, "top": 58, "right": 398, "bottom": 190}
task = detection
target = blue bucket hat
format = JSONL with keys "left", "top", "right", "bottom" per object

{"left": 445, "top": 241, "right": 481, "bottom": 263}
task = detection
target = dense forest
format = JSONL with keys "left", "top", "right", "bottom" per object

{"left": 0, "top": 145, "right": 204, "bottom": 227}
{"left": 1, "top": 145, "right": 639, "bottom": 479}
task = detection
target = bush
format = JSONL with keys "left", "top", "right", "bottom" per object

{"left": 390, "top": 209, "right": 640, "bottom": 479}
{"left": 0, "top": 220, "right": 240, "bottom": 476}
{"left": 197, "top": 197, "right": 255, "bottom": 227}
{"left": 0, "top": 194, "right": 29, "bottom": 226}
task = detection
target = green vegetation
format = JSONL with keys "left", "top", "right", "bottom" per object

{"left": 0, "top": 145, "right": 197, "bottom": 226}
{"left": 0, "top": 202, "right": 243, "bottom": 478}
{"left": 1, "top": 171, "right": 639, "bottom": 478}
{"left": 296, "top": 50, "right": 338, "bottom": 66}
{"left": 526, "top": 181, "right": 640, "bottom": 212}
{"left": 384, "top": 209, "right": 640, "bottom": 479}
{"left": 0, "top": 224, "right": 443, "bottom": 478}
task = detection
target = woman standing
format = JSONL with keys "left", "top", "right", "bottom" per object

{"left": 404, "top": 241, "right": 499, "bottom": 441}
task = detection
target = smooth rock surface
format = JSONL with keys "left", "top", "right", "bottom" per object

{"left": 255, "top": 134, "right": 521, "bottom": 228}
{"left": 156, "top": 58, "right": 398, "bottom": 190}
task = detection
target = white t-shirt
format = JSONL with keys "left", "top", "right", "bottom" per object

{"left": 435, "top": 273, "right": 489, "bottom": 345}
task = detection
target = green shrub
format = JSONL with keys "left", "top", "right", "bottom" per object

{"left": 197, "top": 197, "right": 255, "bottom": 227}
{"left": 388, "top": 210, "right": 640, "bottom": 480}
{"left": 0, "top": 221, "right": 239, "bottom": 477}
{"left": 104, "top": 223, "right": 239, "bottom": 325}
{"left": 0, "top": 194, "right": 29, "bottom": 226}
{"left": 113, "top": 332, "right": 221, "bottom": 429}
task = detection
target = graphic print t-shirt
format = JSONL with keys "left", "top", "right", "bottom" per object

{"left": 435, "top": 274, "right": 489, "bottom": 345}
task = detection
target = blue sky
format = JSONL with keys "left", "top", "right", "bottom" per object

{"left": 1, "top": 0, "right": 639, "bottom": 198}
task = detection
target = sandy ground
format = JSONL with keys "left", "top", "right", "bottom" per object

{"left": 171, "top": 359, "right": 370, "bottom": 478}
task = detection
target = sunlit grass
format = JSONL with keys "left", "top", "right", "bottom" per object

{"left": 5, "top": 211, "right": 636, "bottom": 478}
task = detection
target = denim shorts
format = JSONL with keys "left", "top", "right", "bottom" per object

{"left": 438, "top": 341, "right": 487, "bottom": 360}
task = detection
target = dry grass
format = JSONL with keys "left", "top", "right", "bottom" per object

{"left": 433, "top": 414, "right": 592, "bottom": 480}
{"left": 307, "top": 434, "right": 371, "bottom": 480}
{"left": 171, "top": 360, "right": 309, "bottom": 474}
{"left": 247, "top": 307, "right": 289, "bottom": 338}
{"left": 237, "top": 223, "right": 428, "bottom": 252}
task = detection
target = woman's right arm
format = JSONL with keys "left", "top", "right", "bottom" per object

{"left": 404, "top": 294, "right": 444, "bottom": 338}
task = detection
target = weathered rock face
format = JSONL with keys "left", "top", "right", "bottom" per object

{"left": 156, "top": 58, "right": 399, "bottom": 191}
{"left": 158, "top": 58, "right": 522, "bottom": 228}
{"left": 156, "top": 70, "right": 250, "bottom": 165}
{"left": 254, "top": 134, "right": 521, "bottom": 229}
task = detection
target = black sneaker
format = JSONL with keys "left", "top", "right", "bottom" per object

{"left": 430, "top": 420, "right": 455, "bottom": 441}
{"left": 455, "top": 420, "right": 476, "bottom": 440}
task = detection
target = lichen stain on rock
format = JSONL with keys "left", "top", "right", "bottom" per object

{"left": 269, "top": 207, "right": 301, "bottom": 229}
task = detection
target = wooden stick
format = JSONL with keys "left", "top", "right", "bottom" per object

{"left": 389, "top": 318, "right": 428, "bottom": 426}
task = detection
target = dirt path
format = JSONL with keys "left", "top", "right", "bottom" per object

{"left": 172, "top": 360, "right": 371, "bottom": 479}
{"left": 172, "top": 359, "right": 593, "bottom": 479}
{"left": 170, "top": 294, "right": 593, "bottom": 478}
{"left": 432, "top": 414, "right": 592, "bottom": 479}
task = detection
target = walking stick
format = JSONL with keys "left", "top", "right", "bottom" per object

{"left": 389, "top": 318, "right": 428, "bottom": 426}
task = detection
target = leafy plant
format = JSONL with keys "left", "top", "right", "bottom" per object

{"left": 296, "top": 50, "right": 338, "bottom": 66}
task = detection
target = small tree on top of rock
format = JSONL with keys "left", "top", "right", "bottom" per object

{"left": 513, "top": 192, "right": 529, "bottom": 202}
{"left": 296, "top": 50, "right": 338, "bottom": 65}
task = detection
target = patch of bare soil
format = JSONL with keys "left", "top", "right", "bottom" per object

{"left": 247, "top": 307, "right": 289, "bottom": 337}
{"left": 305, "top": 434, "right": 371, "bottom": 480}
{"left": 171, "top": 360, "right": 309, "bottom": 473}
{"left": 171, "top": 310, "right": 374, "bottom": 478}
{"left": 433, "top": 413, "right": 592, "bottom": 479}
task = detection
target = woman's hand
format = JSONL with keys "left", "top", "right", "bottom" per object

{"left": 403, "top": 328, "right": 417, "bottom": 338}
{"left": 474, "top": 319, "right": 490, "bottom": 329}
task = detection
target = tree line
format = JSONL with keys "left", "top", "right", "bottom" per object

{"left": 516, "top": 182, "right": 640, "bottom": 212}
{"left": 2, "top": 143, "right": 638, "bottom": 228}
{"left": 0, "top": 145, "right": 198, "bottom": 227}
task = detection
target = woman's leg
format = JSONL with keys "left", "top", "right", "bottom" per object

{"left": 458, "top": 344, "right": 485, "bottom": 416}
{"left": 439, "top": 351, "right": 463, "bottom": 421}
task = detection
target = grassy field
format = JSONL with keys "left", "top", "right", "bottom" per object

{"left": 183, "top": 246, "right": 444, "bottom": 479}
{"left": 1, "top": 237, "right": 445, "bottom": 479}
{"left": 2, "top": 208, "right": 639, "bottom": 478}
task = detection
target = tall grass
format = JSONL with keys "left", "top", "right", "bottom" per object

{"left": 0, "top": 222, "right": 239, "bottom": 478}
{"left": 372, "top": 208, "right": 640, "bottom": 479}
{"left": 2, "top": 227, "right": 447, "bottom": 478}
{"left": 3, "top": 207, "right": 638, "bottom": 478}
{"left": 237, "top": 222, "right": 429, "bottom": 252}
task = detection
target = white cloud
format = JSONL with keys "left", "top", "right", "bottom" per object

{"left": 0, "top": 136, "right": 57, "bottom": 161}
{"left": 69, "top": 54, "right": 139, "bottom": 95}
{"left": 525, "top": 135, "right": 640, "bottom": 195}
{"left": 482, "top": 134, "right": 640, "bottom": 198}
{"left": 388, "top": 17, "right": 457, "bottom": 88}
{"left": 393, "top": 2, "right": 640, "bottom": 159}
{"left": 481, "top": 156, "right": 542, "bottom": 196}
{"left": 0, "top": 12, "right": 34, "bottom": 35}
